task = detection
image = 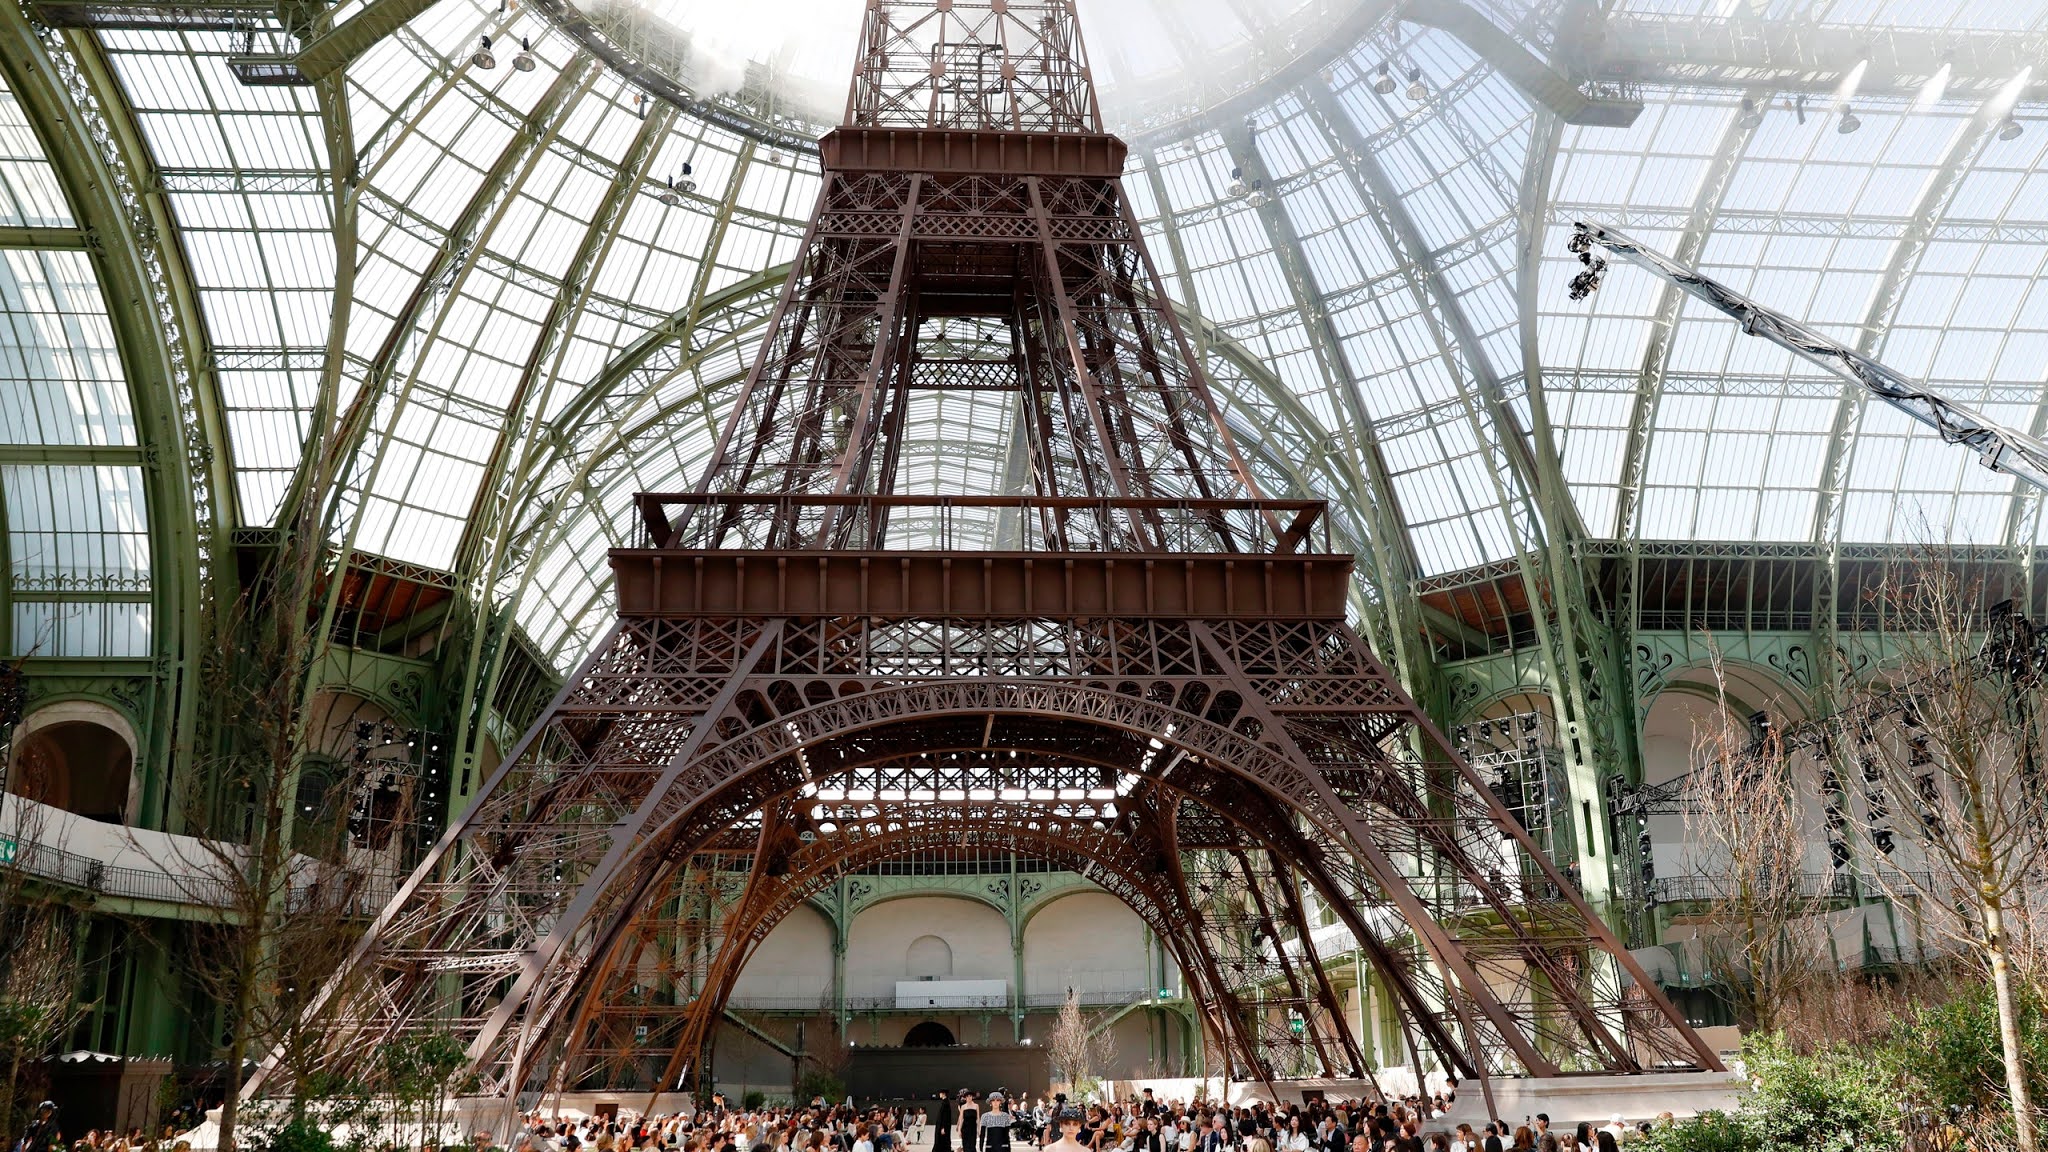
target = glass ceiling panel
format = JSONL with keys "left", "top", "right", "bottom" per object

{"left": 0, "top": 249, "right": 136, "bottom": 448}
{"left": 5, "top": 463, "right": 152, "bottom": 659}
{"left": 98, "top": 28, "right": 335, "bottom": 526}
{"left": 55, "top": 0, "right": 2048, "bottom": 670}
{"left": 0, "top": 72, "right": 72, "bottom": 228}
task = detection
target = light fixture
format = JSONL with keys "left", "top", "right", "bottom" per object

{"left": 676, "top": 160, "right": 696, "bottom": 193}
{"left": 1372, "top": 65, "right": 1395, "bottom": 95}
{"left": 1245, "top": 179, "right": 1270, "bottom": 209}
{"left": 2000, "top": 115, "right": 2025, "bottom": 141}
{"left": 658, "top": 179, "right": 681, "bottom": 207}
{"left": 1837, "top": 106, "right": 1861, "bottom": 134}
{"left": 1795, "top": 93, "right": 1808, "bottom": 125}
{"left": 1915, "top": 61, "right": 1952, "bottom": 109}
{"left": 512, "top": 36, "right": 534, "bottom": 71}
{"left": 1406, "top": 67, "right": 1427, "bottom": 101}
{"left": 1226, "top": 166, "right": 1248, "bottom": 200}
{"left": 633, "top": 92, "right": 647, "bottom": 120}
{"left": 472, "top": 35, "right": 496, "bottom": 69}
{"left": 1738, "top": 97, "right": 1762, "bottom": 130}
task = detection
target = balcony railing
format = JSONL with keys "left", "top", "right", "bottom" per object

{"left": 1649, "top": 870, "right": 1938, "bottom": 904}
{"left": 724, "top": 987, "right": 1173, "bottom": 1013}
{"left": 634, "top": 494, "right": 1334, "bottom": 556}
{"left": 6, "top": 836, "right": 234, "bottom": 906}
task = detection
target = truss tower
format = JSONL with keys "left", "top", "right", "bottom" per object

{"left": 262, "top": 0, "right": 1721, "bottom": 1106}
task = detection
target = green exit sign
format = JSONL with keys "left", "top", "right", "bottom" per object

{"left": 0, "top": 837, "right": 16, "bottom": 865}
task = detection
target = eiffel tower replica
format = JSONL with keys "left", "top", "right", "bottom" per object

{"left": 261, "top": 0, "right": 1718, "bottom": 1109}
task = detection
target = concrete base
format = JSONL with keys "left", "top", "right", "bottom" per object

{"left": 1443, "top": 1072, "right": 1746, "bottom": 1130}
{"left": 1108, "top": 1071, "right": 1743, "bottom": 1127}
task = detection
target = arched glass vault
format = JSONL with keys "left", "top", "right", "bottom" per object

{"left": 0, "top": 0, "right": 2039, "bottom": 817}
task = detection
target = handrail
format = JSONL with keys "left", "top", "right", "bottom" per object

{"left": 4, "top": 836, "right": 235, "bottom": 907}
{"left": 3, "top": 831, "right": 395, "bottom": 914}
{"left": 722, "top": 987, "right": 1173, "bottom": 1013}
{"left": 633, "top": 493, "right": 1334, "bottom": 556}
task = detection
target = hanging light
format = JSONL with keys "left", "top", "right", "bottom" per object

{"left": 1738, "top": 97, "right": 1763, "bottom": 130}
{"left": 1226, "top": 165, "right": 1249, "bottom": 200}
{"left": 512, "top": 36, "right": 535, "bottom": 71}
{"left": 2000, "top": 115, "right": 2026, "bottom": 141}
{"left": 1837, "top": 105, "right": 1862, "bottom": 134}
{"left": 658, "top": 178, "right": 682, "bottom": 207}
{"left": 1245, "top": 179, "right": 1270, "bottom": 209}
{"left": 633, "top": 92, "right": 647, "bottom": 120}
{"left": 1915, "top": 61, "right": 1952, "bottom": 109}
{"left": 1406, "top": 67, "right": 1427, "bottom": 101}
{"left": 1372, "top": 64, "right": 1396, "bottom": 95}
{"left": 676, "top": 160, "right": 696, "bottom": 193}
{"left": 472, "top": 34, "right": 496, "bottom": 69}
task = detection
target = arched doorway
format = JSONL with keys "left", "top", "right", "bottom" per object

{"left": 8, "top": 705, "right": 137, "bottom": 824}
{"left": 902, "top": 1021, "right": 956, "bottom": 1048}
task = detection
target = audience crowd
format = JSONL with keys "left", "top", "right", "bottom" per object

{"left": 470, "top": 1085, "right": 1672, "bottom": 1152}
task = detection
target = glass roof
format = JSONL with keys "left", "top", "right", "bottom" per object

{"left": 614, "top": 0, "right": 1374, "bottom": 132}
{"left": 40, "top": 0, "right": 2048, "bottom": 673}
{"left": 0, "top": 72, "right": 152, "bottom": 659}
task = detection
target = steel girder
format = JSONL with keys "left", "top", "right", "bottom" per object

{"left": 554, "top": 774, "right": 1391, "bottom": 1098}
{"left": 557, "top": 794, "right": 1346, "bottom": 1099}
{"left": 254, "top": 613, "right": 1719, "bottom": 1106}
{"left": 257, "top": 2, "right": 1720, "bottom": 1113}
{"left": 0, "top": 8, "right": 222, "bottom": 828}
{"left": 1611, "top": 101, "right": 1764, "bottom": 545}
{"left": 1210, "top": 128, "right": 1424, "bottom": 690}
{"left": 1299, "top": 83, "right": 1625, "bottom": 897}
{"left": 1590, "top": 15, "right": 2044, "bottom": 100}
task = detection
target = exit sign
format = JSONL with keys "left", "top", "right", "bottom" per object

{"left": 0, "top": 837, "right": 15, "bottom": 865}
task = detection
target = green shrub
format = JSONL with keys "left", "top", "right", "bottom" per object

{"left": 1637, "top": 1110, "right": 1748, "bottom": 1152}
{"left": 1738, "top": 1033, "right": 1901, "bottom": 1152}
{"left": 1636, "top": 1033, "right": 1902, "bottom": 1152}
{"left": 1893, "top": 978, "right": 2048, "bottom": 1120}
{"left": 744, "top": 1091, "right": 766, "bottom": 1111}
{"left": 796, "top": 1071, "right": 843, "bottom": 1105}
{"left": 264, "top": 1119, "right": 339, "bottom": 1152}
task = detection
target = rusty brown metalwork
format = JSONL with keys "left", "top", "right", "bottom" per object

{"left": 249, "top": 0, "right": 1723, "bottom": 1108}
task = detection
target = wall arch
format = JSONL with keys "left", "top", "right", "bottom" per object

{"left": 1021, "top": 891, "right": 1148, "bottom": 1000}
{"left": 1639, "top": 663, "right": 1829, "bottom": 882}
{"left": 843, "top": 897, "right": 1011, "bottom": 1001}
{"left": 8, "top": 699, "right": 140, "bottom": 824}
{"left": 906, "top": 933, "right": 953, "bottom": 979}
{"left": 728, "top": 902, "right": 834, "bottom": 1007}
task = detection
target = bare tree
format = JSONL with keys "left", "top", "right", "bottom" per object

{"left": 1044, "top": 990, "right": 1114, "bottom": 1096}
{"left": 1684, "top": 646, "right": 1832, "bottom": 1034}
{"left": 1833, "top": 551, "right": 2048, "bottom": 1152}
{"left": 0, "top": 760, "right": 88, "bottom": 1147}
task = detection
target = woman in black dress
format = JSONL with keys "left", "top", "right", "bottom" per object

{"left": 960, "top": 1094, "right": 981, "bottom": 1152}
{"left": 934, "top": 1096, "right": 957, "bottom": 1152}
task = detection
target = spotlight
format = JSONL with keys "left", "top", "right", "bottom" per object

{"left": 658, "top": 179, "right": 681, "bottom": 207}
{"left": 512, "top": 36, "right": 535, "bottom": 71}
{"left": 1372, "top": 65, "right": 1396, "bottom": 95}
{"left": 472, "top": 34, "right": 496, "bottom": 69}
{"left": 2000, "top": 115, "right": 2025, "bottom": 141}
{"left": 1837, "top": 106, "right": 1861, "bottom": 134}
{"left": 1406, "top": 67, "right": 1427, "bottom": 101}
{"left": 1226, "top": 166, "right": 1248, "bottom": 199}
{"left": 1245, "top": 179, "right": 1270, "bottom": 208}
{"left": 1738, "top": 97, "right": 1763, "bottom": 130}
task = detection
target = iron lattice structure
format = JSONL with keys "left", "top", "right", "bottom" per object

{"left": 257, "top": 0, "right": 1719, "bottom": 1106}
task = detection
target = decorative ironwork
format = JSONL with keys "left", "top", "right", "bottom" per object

{"left": 254, "top": 0, "right": 1721, "bottom": 1112}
